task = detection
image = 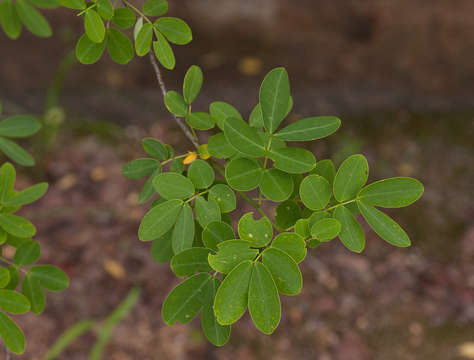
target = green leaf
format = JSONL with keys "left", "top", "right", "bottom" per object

{"left": 0, "top": 115, "right": 41, "bottom": 138}
{"left": 22, "top": 274, "right": 45, "bottom": 314}
{"left": 262, "top": 247, "right": 302, "bottom": 295}
{"left": 311, "top": 218, "right": 341, "bottom": 241}
{"left": 142, "top": 138, "right": 168, "bottom": 160}
{"left": 214, "top": 260, "right": 253, "bottom": 325}
{"left": 333, "top": 205, "right": 365, "bottom": 253}
{"left": 4, "top": 267, "right": 19, "bottom": 290}
{"left": 187, "top": 159, "right": 214, "bottom": 190}
{"left": 142, "top": 0, "right": 168, "bottom": 16}
{"left": 0, "top": 289, "right": 30, "bottom": 314}
{"left": 0, "top": 137, "right": 34, "bottom": 166}
{"left": 27, "top": 0, "right": 58, "bottom": 9}
{"left": 276, "top": 200, "right": 301, "bottom": 230}
{"left": 294, "top": 218, "right": 310, "bottom": 239}
{"left": 269, "top": 147, "right": 316, "bottom": 174}
{"left": 153, "top": 172, "right": 194, "bottom": 200}
{"left": 162, "top": 272, "right": 211, "bottom": 325}
{"left": 16, "top": 0, "right": 52, "bottom": 37}
{"left": 0, "top": 268, "right": 10, "bottom": 288}
{"left": 183, "top": 65, "right": 203, "bottom": 104}
{"left": 150, "top": 230, "right": 173, "bottom": 263}
{"left": 155, "top": 17, "right": 192, "bottom": 45}
{"left": 171, "top": 204, "right": 195, "bottom": 253}
{"left": 135, "top": 22, "right": 153, "bottom": 56}
{"left": 139, "top": 199, "right": 183, "bottom": 241}
{"left": 238, "top": 212, "right": 272, "bottom": 247}
{"left": 30, "top": 265, "right": 69, "bottom": 291}
{"left": 249, "top": 103, "right": 263, "bottom": 128}
{"left": 138, "top": 168, "right": 161, "bottom": 204}
{"left": 107, "top": 28, "right": 134, "bottom": 64}
{"left": 14, "top": 240, "right": 40, "bottom": 266}
{"left": 202, "top": 221, "right": 234, "bottom": 251}
{"left": 225, "top": 158, "right": 262, "bottom": 191}
{"left": 0, "top": 162, "right": 15, "bottom": 203}
{"left": 299, "top": 174, "right": 331, "bottom": 211}
{"left": 185, "top": 112, "right": 215, "bottom": 130}
{"left": 133, "top": 16, "right": 143, "bottom": 40}
{"left": 224, "top": 117, "right": 265, "bottom": 157}
{"left": 260, "top": 168, "right": 293, "bottom": 202}
{"left": 209, "top": 101, "right": 243, "bottom": 131}
{"left": 112, "top": 7, "right": 135, "bottom": 29}
{"left": 4, "top": 182, "right": 48, "bottom": 206}
{"left": 271, "top": 232, "right": 306, "bottom": 263}
{"left": 170, "top": 158, "right": 184, "bottom": 174}
{"left": 0, "top": 0, "right": 22, "bottom": 39}
{"left": 308, "top": 210, "right": 331, "bottom": 228}
{"left": 311, "top": 159, "right": 335, "bottom": 185}
{"left": 201, "top": 278, "right": 230, "bottom": 346}
{"left": 0, "top": 312, "right": 25, "bottom": 354}
{"left": 97, "top": 0, "right": 113, "bottom": 20}
{"left": 164, "top": 90, "right": 186, "bottom": 116}
{"left": 207, "top": 133, "right": 236, "bottom": 159}
{"left": 208, "top": 240, "right": 257, "bottom": 274}
{"left": 171, "top": 247, "right": 213, "bottom": 277}
{"left": 75, "top": 33, "right": 105, "bottom": 64}
{"left": 195, "top": 196, "right": 221, "bottom": 228}
{"left": 274, "top": 116, "right": 341, "bottom": 141}
{"left": 153, "top": 31, "right": 175, "bottom": 70}
{"left": 333, "top": 154, "right": 369, "bottom": 202}
{"left": 84, "top": 9, "right": 105, "bottom": 43}
{"left": 357, "top": 177, "right": 424, "bottom": 208}
{"left": 357, "top": 201, "right": 411, "bottom": 247}
{"left": 259, "top": 67, "right": 290, "bottom": 133}
{"left": 121, "top": 158, "right": 158, "bottom": 179}
{"left": 0, "top": 214, "right": 35, "bottom": 238}
{"left": 208, "top": 184, "right": 236, "bottom": 213}
{"left": 248, "top": 262, "right": 280, "bottom": 334}
{"left": 57, "top": 0, "right": 85, "bottom": 10}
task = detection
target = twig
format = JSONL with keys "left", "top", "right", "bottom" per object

{"left": 148, "top": 52, "right": 199, "bottom": 149}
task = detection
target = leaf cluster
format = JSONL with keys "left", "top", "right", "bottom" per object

{"left": 123, "top": 66, "right": 424, "bottom": 345}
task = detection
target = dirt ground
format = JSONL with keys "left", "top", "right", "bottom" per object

{"left": 0, "top": 1, "right": 473, "bottom": 359}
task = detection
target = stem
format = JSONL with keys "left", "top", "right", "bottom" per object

{"left": 122, "top": 0, "right": 152, "bottom": 24}
{"left": 148, "top": 51, "right": 199, "bottom": 149}
{"left": 257, "top": 136, "right": 273, "bottom": 206}
{"left": 324, "top": 199, "right": 356, "bottom": 212}
{"left": 185, "top": 190, "right": 210, "bottom": 204}
{"left": 161, "top": 153, "right": 187, "bottom": 166}
{"left": 0, "top": 256, "right": 28, "bottom": 274}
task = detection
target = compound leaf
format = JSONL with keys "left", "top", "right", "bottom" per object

{"left": 208, "top": 240, "right": 258, "bottom": 274}
{"left": 225, "top": 158, "right": 262, "bottom": 191}
{"left": 259, "top": 67, "right": 290, "bottom": 133}
{"left": 0, "top": 311, "right": 25, "bottom": 354}
{"left": 183, "top": 65, "right": 203, "bottom": 104}
{"left": 171, "top": 247, "right": 213, "bottom": 277}
{"left": 260, "top": 168, "right": 293, "bottom": 202}
{"left": 208, "top": 184, "right": 236, "bottom": 213}
{"left": 155, "top": 17, "right": 192, "bottom": 45}
{"left": 171, "top": 204, "right": 195, "bottom": 253}
{"left": 299, "top": 174, "right": 331, "bottom": 211}
{"left": 271, "top": 232, "right": 306, "bottom": 263}
{"left": 269, "top": 147, "right": 316, "bottom": 174}
{"left": 238, "top": 212, "right": 272, "bottom": 248}
{"left": 153, "top": 172, "right": 195, "bottom": 200}
{"left": 202, "top": 221, "right": 234, "bottom": 251}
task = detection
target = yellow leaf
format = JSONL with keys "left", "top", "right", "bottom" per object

{"left": 103, "top": 259, "right": 126, "bottom": 279}
{"left": 198, "top": 144, "right": 210, "bottom": 160}
{"left": 183, "top": 152, "right": 197, "bottom": 165}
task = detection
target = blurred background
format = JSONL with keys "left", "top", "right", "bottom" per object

{"left": 1, "top": 0, "right": 473, "bottom": 359}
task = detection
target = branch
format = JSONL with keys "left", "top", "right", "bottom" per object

{"left": 148, "top": 52, "right": 199, "bottom": 149}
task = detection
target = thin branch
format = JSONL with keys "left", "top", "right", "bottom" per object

{"left": 148, "top": 52, "right": 199, "bottom": 149}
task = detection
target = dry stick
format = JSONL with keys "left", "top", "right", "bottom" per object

{"left": 148, "top": 52, "right": 199, "bottom": 149}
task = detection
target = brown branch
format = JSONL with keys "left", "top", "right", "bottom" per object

{"left": 148, "top": 52, "right": 199, "bottom": 149}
